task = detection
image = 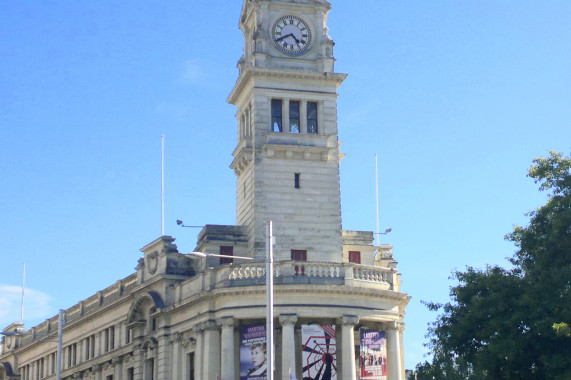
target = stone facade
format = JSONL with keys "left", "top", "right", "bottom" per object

{"left": 1, "top": 1, "right": 410, "bottom": 380}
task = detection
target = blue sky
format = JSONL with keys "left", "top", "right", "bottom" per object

{"left": 1, "top": 0, "right": 570, "bottom": 369}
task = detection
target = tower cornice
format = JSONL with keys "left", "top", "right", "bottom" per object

{"left": 228, "top": 67, "right": 347, "bottom": 105}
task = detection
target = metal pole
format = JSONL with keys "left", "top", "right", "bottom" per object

{"left": 375, "top": 153, "right": 380, "bottom": 247}
{"left": 57, "top": 309, "right": 63, "bottom": 380}
{"left": 21, "top": 263, "right": 25, "bottom": 323}
{"left": 266, "top": 221, "right": 274, "bottom": 380}
{"left": 161, "top": 134, "right": 165, "bottom": 236}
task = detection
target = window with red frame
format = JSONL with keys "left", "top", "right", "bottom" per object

{"left": 291, "top": 250, "right": 307, "bottom": 261}
{"left": 291, "top": 249, "right": 307, "bottom": 276}
{"left": 348, "top": 251, "right": 361, "bottom": 264}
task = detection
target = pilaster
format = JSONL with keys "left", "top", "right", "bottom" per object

{"left": 169, "top": 333, "right": 182, "bottom": 380}
{"left": 192, "top": 325, "right": 203, "bottom": 380}
{"left": 217, "top": 317, "right": 236, "bottom": 380}
{"left": 202, "top": 321, "right": 221, "bottom": 380}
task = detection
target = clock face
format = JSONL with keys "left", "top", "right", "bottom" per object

{"left": 271, "top": 15, "right": 312, "bottom": 56}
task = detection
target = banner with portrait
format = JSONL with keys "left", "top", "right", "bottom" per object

{"left": 239, "top": 324, "right": 267, "bottom": 380}
{"left": 359, "top": 330, "right": 387, "bottom": 380}
{"left": 301, "top": 324, "right": 337, "bottom": 380}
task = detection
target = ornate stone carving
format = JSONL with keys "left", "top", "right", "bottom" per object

{"left": 217, "top": 317, "right": 235, "bottom": 329}
{"left": 169, "top": 331, "right": 182, "bottom": 344}
{"left": 146, "top": 251, "right": 158, "bottom": 274}
{"left": 385, "top": 321, "right": 405, "bottom": 332}
{"left": 342, "top": 315, "right": 360, "bottom": 326}
{"left": 279, "top": 314, "right": 298, "bottom": 326}
{"left": 202, "top": 320, "right": 218, "bottom": 331}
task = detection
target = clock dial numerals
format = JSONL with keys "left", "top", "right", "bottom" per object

{"left": 271, "top": 15, "right": 312, "bottom": 56}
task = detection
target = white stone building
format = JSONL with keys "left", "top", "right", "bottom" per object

{"left": 1, "top": 1, "right": 410, "bottom": 380}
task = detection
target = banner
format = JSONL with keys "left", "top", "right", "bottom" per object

{"left": 240, "top": 324, "right": 267, "bottom": 380}
{"left": 301, "top": 324, "right": 337, "bottom": 380}
{"left": 359, "top": 330, "right": 387, "bottom": 380}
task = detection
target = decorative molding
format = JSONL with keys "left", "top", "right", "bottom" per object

{"left": 228, "top": 68, "right": 346, "bottom": 104}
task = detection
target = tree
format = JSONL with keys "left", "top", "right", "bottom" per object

{"left": 416, "top": 151, "right": 571, "bottom": 380}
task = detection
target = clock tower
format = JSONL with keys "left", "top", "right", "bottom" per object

{"left": 229, "top": 0, "right": 347, "bottom": 262}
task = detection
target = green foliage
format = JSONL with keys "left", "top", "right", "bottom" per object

{"left": 416, "top": 151, "right": 571, "bottom": 380}
{"left": 553, "top": 323, "right": 571, "bottom": 338}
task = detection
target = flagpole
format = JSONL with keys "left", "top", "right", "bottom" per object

{"left": 375, "top": 153, "right": 380, "bottom": 246}
{"left": 266, "top": 221, "right": 274, "bottom": 380}
{"left": 21, "top": 262, "right": 25, "bottom": 323}
{"left": 161, "top": 134, "right": 165, "bottom": 236}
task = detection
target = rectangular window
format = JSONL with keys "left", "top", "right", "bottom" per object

{"left": 289, "top": 100, "right": 300, "bottom": 133}
{"left": 126, "top": 328, "right": 133, "bottom": 344}
{"left": 220, "top": 246, "right": 234, "bottom": 265}
{"left": 294, "top": 173, "right": 301, "bottom": 189}
{"left": 349, "top": 251, "right": 361, "bottom": 264}
{"left": 307, "top": 102, "right": 318, "bottom": 134}
{"left": 50, "top": 353, "right": 56, "bottom": 374}
{"left": 271, "top": 99, "right": 283, "bottom": 132}
{"left": 90, "top": 335, "right": 95, "bottom": 358}
{"left": 104, "top": 327, "right": 114, "bottom": 352}
{"left": 291, "top": 250, "right": 307, "bottom": 276}
{"left": 151, "top": 316, "right": 158, "bottom": 331}
{"left": 127, "top": 368, "right": 134, "bottom": 380}
{"left": 291, "top": 250, "right": 307, "bottom": 261}
{"left": 67, "top": 343, "right": 77, "bottom": 368}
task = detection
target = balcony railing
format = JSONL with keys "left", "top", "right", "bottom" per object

{"left": 227, "top": 261, "right": 395, "bottom": 290}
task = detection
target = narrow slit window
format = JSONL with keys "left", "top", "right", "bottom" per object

{"left": 271, "top": 99, "right": 283, "bottom": 132}
{"left": 307, "top": 102, "right": 318, "bottom": 134}
{"left": 289, "top": 100, "right": 300, "bottom": 133}
{"left": 294, "top": 173, "right": 300, "bottom": 189}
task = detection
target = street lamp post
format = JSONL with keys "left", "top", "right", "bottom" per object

{"left": 266, "top": 221, "right": 274, "bottom": 380}
{"left": 187, "top": 220, "right": 275, "bottom": 380}
{"left": 1, "top": 309, "right": 64, "bottom": 380}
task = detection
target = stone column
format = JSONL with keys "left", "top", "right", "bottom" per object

{"left": 386, "top": 322, "right": 404, "bottom": 380}
{"left": 202, "top": 321, "right": 221, "bottom": 380}
{"left": 218, "top": 317, "right": 236, "bottom": 380}
{"left": 341, "top": 316, "right": 359, "bottom": 380}
{"left": 112, "top": 356, "right": 123, "bottom": 380}
{"left": 279, "top": 314, "right": 298, "bottom": 380}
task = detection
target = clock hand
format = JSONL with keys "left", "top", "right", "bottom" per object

{"left": 276, "top": 33, "right": 300, "bottom": 43}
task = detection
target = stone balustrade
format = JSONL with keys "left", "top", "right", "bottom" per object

{"left": 227, "top": 261, "right": 394, "bottom": 289}
{"left": 15, "top": 263, "right": 395, "bottom": 343}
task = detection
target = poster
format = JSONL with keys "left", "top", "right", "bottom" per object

{"left": 359, "top": 330, "right": 387, "bottom": 380}
{"left": 240, "top": 324, "right": 267, "bottom": 380}
{"left": 301, "top": 324, "right": 337, "bottom": 380}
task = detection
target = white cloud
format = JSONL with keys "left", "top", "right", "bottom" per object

{"left": 0, "top": 285, "right": 53, "bottom": 330}
{"left": 181, "top": 59, "right": 204, "bottom": 85}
